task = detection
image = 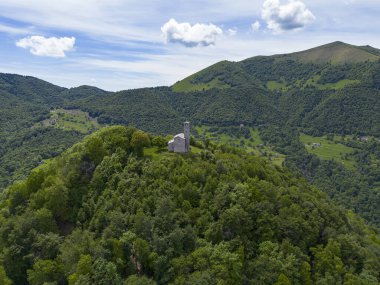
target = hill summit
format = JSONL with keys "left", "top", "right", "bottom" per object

{"left": 0, "top": 126, "right": 379, "bottom": 284}
{"left": 280, "top": 41, "right": 380, "bottom": 64}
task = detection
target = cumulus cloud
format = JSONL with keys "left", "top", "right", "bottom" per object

{"left": 161, "top": 18, "right": 223, "bottom": 47}
{"left": 262, "top": 0, "right": 315, "bottom": 33}
{"left": 16, "top": 35, "right": 75, "bottom": 57}
{"left": 251, "top": 21, "right": 261, "bottom": 32}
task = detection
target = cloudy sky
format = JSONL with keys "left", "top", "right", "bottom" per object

{"left": 0, "top": 0, "right": 379, "bottom": 91}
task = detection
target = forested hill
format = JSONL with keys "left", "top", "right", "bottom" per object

{"left": 0, "top": 126, "right": 379, "bottom": 285}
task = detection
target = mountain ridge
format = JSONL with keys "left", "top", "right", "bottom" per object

{"left": 276, "top": 41, "right": 380, "bottom": 64}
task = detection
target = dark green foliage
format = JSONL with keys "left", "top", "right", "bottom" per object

{"left": 259, "top": 125, "right": 380, "bottom": 227}
{"left": 303, "top": 87, "right": 380, "bottom": 136}
{"left": 0, "top": 74, "right": 90, "bottom": 189}
{"left": 0, "top": 127, "right": 379, "bottom": 284}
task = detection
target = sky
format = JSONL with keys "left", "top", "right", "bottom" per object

{"left": 0, "top": 0, "right": 379, "bottom": 91}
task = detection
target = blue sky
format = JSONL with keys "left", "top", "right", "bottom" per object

{"left": 0, "top": 0, "right": 379, "bottom": 91}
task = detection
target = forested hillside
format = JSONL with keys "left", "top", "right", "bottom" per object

{"left": 0, "top": 74, "right": 85, "bottom": 188}
{"left": 0, "top": 126, "right": 379, "bottom": 285}
{"left": 0, "top": 41, "right": 379, "bottom": 229}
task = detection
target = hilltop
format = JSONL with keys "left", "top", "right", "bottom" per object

{"left": 0, "top": 126, "right": 379, "bottom": 284}
{"left": 277, "top": 41, "right": 380, "bottom": 64}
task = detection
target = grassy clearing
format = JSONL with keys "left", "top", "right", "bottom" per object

{"left": 172, "top": 77, "right": 230, "bottom": 93}
{"left": 144, "top": 146, "right": 204, "bottom": 161}
{"left": 266, "top": 81, "right": 287, "bottom": 91}
{"left": 300, "top": 133, "right": 356, "bottom": 169}
{"left": 250, "top": 128, "right": 264, "bottom": 146}
{"left": 304, "top": 75, "right": 360, "bottom": 90}
{"left": 172, "top": 60, "right": 232, "bottom": 93}
{"left": 36, "top": 109, "right": 101, "bottom": 134}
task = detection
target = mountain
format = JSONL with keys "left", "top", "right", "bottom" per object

{"left": 280, "top": 41, "right": 380, "bottom": 64}
{"left": 0, "top": 126, "right": 379, "bottom": 284}
{"left": 0, "top": 41, "right": 379, "bottom": 228}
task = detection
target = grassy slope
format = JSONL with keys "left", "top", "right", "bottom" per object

{"left": 300, "top": 133, "right": 356, "bottom": 169}
{"left": 304, "top": 75, "right": 360, "bottom": 90}
{"left": 283, "top": 41, "right": 380, "bottom": 64}
{"left": 172, "top": 61, "right": 231, "bottom": 92}
{"left": 172, "top": 77, "right": 229, "bottom": 93}
{"left": 35, "top": 109, "right": 101, "bottom": 134}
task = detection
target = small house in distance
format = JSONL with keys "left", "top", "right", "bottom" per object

{"left": 312, "top": 142, "right": 321, "bottom": 149}
{"left": 168, "top": 122, "right": 190, "bottom": 153}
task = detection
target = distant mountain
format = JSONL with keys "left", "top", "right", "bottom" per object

{"left": 0, "top": 74, "right": 103, "bottom": 189}
{"left": 171, "top": 41, "right": 380, "bottom": 136}
{"left": 0, "top": 126, "right": 379, "bottom": 284}
{"left": 278, "top": 41, "right": 380, "bottom": 64}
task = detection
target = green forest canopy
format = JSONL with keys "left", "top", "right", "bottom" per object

{"left": 0, "top": 126, "right": 379, "bottom": 285}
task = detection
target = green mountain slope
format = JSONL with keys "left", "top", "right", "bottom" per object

{"left": 0, "top": 74, "right": 79, "bottom": 188}
{"left": 281, "top": 41, "right": 380, "bottom": 64}
{"left": 0, "top": 126, "right": 379, "bottom": 285}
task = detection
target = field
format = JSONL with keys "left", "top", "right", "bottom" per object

{"left": 300, "top": 133, "right": 356, "bottom": 168}
{"left": 35, "top": 109, "right": 101, "bottom": 134}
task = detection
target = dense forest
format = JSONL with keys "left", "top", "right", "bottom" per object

{"left": 259, "top": 126, "right": 380, "bottom": 227}
{"left": 0, "top": 41, "right": 379, "bottom": 232}
{"left": 0, "top": 126, "right": 379, "bottom": 285}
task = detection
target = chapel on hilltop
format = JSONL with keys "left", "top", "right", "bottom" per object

{"left": 168, "top": 122, "right": 190, "bottom": 153}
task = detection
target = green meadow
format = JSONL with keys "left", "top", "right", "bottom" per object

{"left": 36, "top": 109, "right": 101, "bottom": 134}
{"left": 300, "top": 133, "right": 356, "bottom": 169}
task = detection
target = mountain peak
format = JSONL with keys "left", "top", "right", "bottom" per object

{"left": 285, "top": 41, "right": 380, "bottom": 64}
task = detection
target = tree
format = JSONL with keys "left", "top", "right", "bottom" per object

{"left": 151, "top": 136, "right": 167, "bottom": 149}
{"left": 125, "top": 275, "right": 156, "bottom": 285}
{"left": 68, "top": 255, "right": 93, "bottom": 285}
{"left": 27, "top": 259, "right": 63, "bottom": 285}
{"left": 0, "top": 266, "right": 12, "bottom": 285}
{"left": 92, "top": 258, "right": 122, "bottom": 285}
{"left": 130, "top": 131, "right": 151, "bottom": 157}
{"left": 311, "top": 239, "right": 345, "bottom": 284}
{"left": 84, "top": 136, "right": 107, "bottom": 165}
{"left": 274, "top": 274, "right": 292, "bottom": 285}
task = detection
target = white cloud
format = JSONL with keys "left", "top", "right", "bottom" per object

{"left": 262, "top": 0, "right": 316, "bottom": 33}
{"left": 251, "top": 21, "right": 261, "bottom": 32}
{"left": 227, "top": 28, "right": 238, "bottom": 36}
{"left": 0, "top": 24, "right": 33, "bottom": 35}
{"left": 16, "top": 35, "right": 75, "bottom": 57}
{"left": 161, "top": 18, "right": 223, "bottom": 47}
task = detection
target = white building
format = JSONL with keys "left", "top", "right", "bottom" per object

{"left": 168, "top": 122, "right": 190, "bottom": 153}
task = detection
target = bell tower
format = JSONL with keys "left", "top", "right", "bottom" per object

{"left": 184, "top": 121, "right": 190, "bottom": 152}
